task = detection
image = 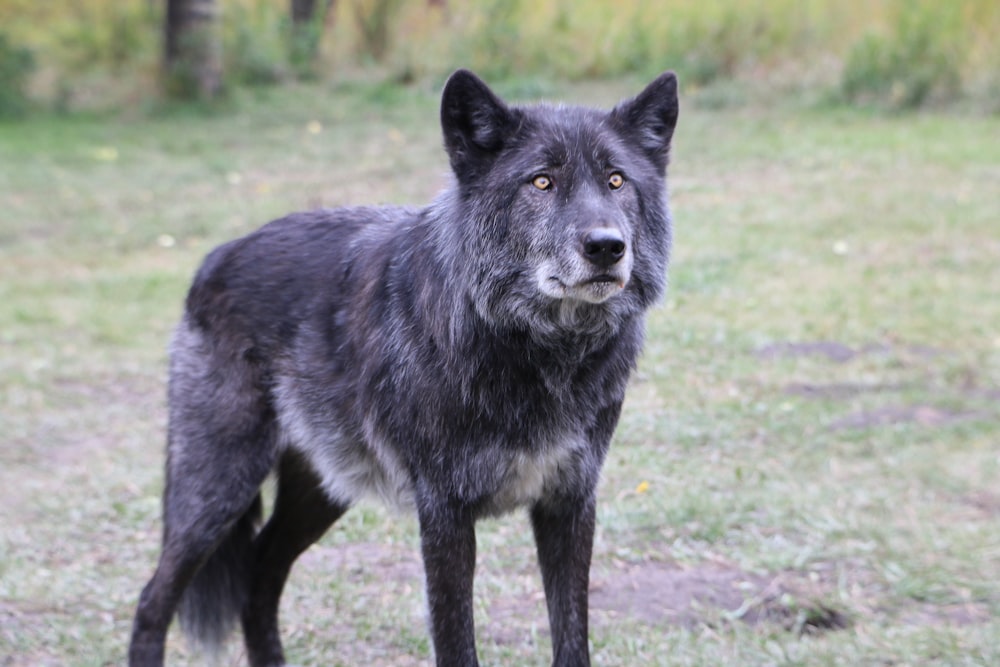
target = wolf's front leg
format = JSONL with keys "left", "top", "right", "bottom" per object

{"left": 532, "top": 494, "right": 597, "bottom": 667}
{"left": 418, "top": 496, "right": 479, "bottom": 667}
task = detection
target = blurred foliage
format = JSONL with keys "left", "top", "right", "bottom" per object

{"left": 228, "top": 2, "right": 290, "bottom": 86}
{"left": 0, "top": 31, "right": 35, "bottom": 118}
{"left": 351, "top": 0, "right": 404, "bottom": 63}
{"left": 841, "top": 1, "right": 963, "bottom": 110}
{"left": 1, "top": 0, "right": 998, "bottom": 113}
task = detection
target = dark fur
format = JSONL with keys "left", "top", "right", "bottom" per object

{"left": 129, "top": 69, "right": 678, "bottom": 667}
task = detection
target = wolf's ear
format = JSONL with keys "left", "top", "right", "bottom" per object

{"left": 611, "top": 71, "right": 679, "bottom": 172}
{"left": 440, "top": 69, "right": 518, "bottom": 180}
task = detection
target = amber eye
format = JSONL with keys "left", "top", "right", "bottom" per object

{"left": 608, "top": 172, "right": 625, "bottom": 190}
{"left": 532, "top": 175, "right": 552, "bottom": 191}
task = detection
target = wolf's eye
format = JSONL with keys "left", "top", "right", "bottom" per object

{"left": 532, "top": 175, "right": 553, "bottom": 191}
{"left": 608, "top": 172, "right": 625, "bottom": 190}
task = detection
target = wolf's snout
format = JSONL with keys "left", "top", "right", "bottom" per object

{"left": 582, "top": 228, "right": 626, "bottom": 268}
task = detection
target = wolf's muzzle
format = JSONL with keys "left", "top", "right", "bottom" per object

{"left": 582, "top": 227, "right": 626, "bottom": 268}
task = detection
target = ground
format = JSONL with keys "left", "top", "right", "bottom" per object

{"left": 0, "top": 78, "right": 998, "bottom": 665}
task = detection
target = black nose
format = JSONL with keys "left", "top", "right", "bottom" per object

{"left": 582, "top": 228, "right": 626, "bottom": 268}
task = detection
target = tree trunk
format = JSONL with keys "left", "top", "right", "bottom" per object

{"left": 289, "top": 0, "right": 336, "bottom": 76}
{"left": 163, "top": 0, "right": 222, "bottom": 99}
{"left": 291, "top": 0, "right": 320, "bottom": 26}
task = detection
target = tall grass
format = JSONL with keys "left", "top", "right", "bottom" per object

{"left": 2, "top": 0, "right": 998, "bottom": 111}
{"left": 842, "top": 1, "right": 965, "bottom": 109}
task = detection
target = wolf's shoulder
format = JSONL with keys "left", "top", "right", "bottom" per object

{"left": 197, "top": 205, "right": 420, "bottom": 273}
{"left": 184, "top": 205, "right": 423, "bottom": 338}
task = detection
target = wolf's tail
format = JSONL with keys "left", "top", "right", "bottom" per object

{"left": 176, "top": 495, "right": 262, "bottom": 655}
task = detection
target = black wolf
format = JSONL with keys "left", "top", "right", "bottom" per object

{"left": 129, "top": 69, "right": 678, "bottom": 666}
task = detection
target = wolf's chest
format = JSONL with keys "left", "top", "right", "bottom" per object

{"left": 481, "top": 434, "right": 589, "bottom": 515}
{"left": 282, "top": 393, "right": 588, "bottom": 514}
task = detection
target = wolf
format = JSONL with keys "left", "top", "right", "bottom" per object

{"left": 128, "top": 68, "right": 678, "bottom": 667}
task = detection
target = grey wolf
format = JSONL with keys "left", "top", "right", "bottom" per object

{"left": 129, "top": 68, "right": 679, "bottom": 666}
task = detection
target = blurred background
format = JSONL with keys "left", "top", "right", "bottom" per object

{"left": 2, "top": 1, "right": 999, "bottom": 665}
{"left": 1, "top": 0, "right": 999, "bottom": 115}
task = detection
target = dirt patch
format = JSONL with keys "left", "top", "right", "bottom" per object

{"left": 299, "top": 541, "right": 424, "bottom": 584}
{"left": 899, "top": 602, "right": 992, "bottom": 627}
{"left": 297, "top": 543, "right": 848, "bottom": 635}
{"left": 590, "top": 561, "right": 764, "bottom": 626}
{"left": 784, "top": 382, "right": 909, "bottom": 399}
{"left": 756, "top": 341, "right": 941, "bottom": 364}
{"left": 757, "top": 341, "right": 866, "bottom": 363}
{"left": 960, "top": 490, "right": 1000, "bottom": 517}
{"left": 829, "top": 405, "right": 982, "bottom": 430}
{"left": 589, "top": 560, "right": 847, "bottom": 633}
{"left": 285, "top": 541, "right": 999, "bottom": 646}
{"left": 8, "top": 370, "right": 165, "bottom": 469}
{"left": 760, "top": 340, "right": 996, "bottom": 431}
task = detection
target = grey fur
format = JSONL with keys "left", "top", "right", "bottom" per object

{"left": 129, "top": 69, "right": 679, "bottom": 667}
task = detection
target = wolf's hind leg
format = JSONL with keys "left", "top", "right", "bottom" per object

{"left": 130, "top": 324, "right": 280, "bottom": 666}
{"left": 129, "top": 430, "right": 276, "bottom": 667}
{"left": 242, "top": 450, "right": 349, "bottom": 667}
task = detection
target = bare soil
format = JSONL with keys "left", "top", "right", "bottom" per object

{"left": 761, "top": 339, "right": 995, "bottom": 431}
{"left": 297, "top": 542, "right": 851, "bottom": 637}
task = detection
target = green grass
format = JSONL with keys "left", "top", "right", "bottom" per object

{"left": 1, "top": 79, "right": 998, "bottom": 665}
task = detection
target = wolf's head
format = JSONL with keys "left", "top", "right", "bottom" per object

{"left": 436, "top": 69, "right": 678, "bottom": 340}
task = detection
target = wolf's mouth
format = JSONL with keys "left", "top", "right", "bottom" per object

{"left": 541, "top": 273, "right": 626, "bottom": 303}
{"left": 548, "top": 274, "right": 623, "bottom": 289}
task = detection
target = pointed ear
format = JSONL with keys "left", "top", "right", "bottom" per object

{"left": 440, "top": 69, "right": 518, "bottom": 181}
{"left": 611, "top": 71, "right": 679, "bottom": 172}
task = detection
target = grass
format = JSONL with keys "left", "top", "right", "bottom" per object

{"left": 1, "top": 79, "right": 999, "bottom": 665}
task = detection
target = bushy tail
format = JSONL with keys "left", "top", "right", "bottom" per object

{"left": 177, "top": 495, "right": 262, "bottom": 656}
